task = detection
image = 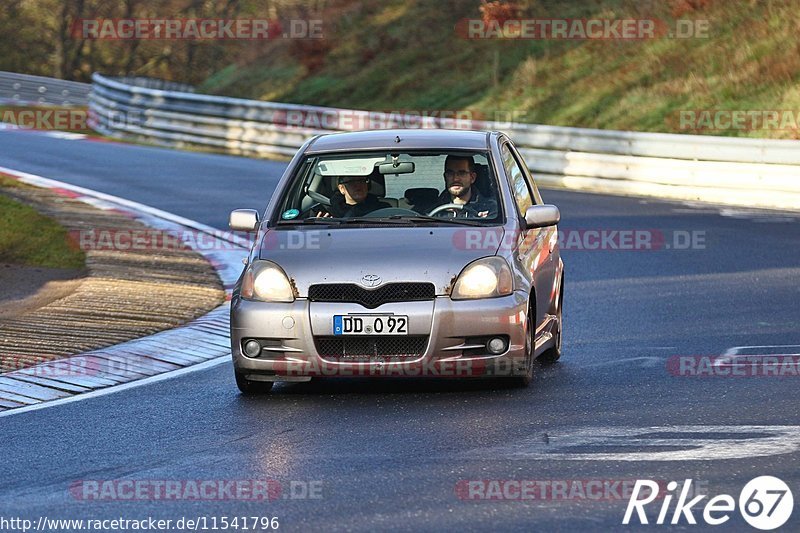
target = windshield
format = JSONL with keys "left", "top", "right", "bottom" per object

{"left": 274, "top": 151, "right": 503, "bottom": 226}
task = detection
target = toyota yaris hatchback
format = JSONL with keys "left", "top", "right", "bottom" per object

{"left": 229, "top": 129, "right": 563, "bottom": 393}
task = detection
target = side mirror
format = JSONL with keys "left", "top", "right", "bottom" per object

{"left": 524, "top": 205, "right": 560, "bottom": 229}
{"left": 229, "top": 209, "right": 260, "bottom": 231}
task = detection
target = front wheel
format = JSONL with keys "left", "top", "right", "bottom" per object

{"left": 235, "top": 370, "right": 274, "bottom": 394}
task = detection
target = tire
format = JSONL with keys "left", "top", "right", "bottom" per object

{"left": 538, "top": 282, "right": 563, "bottom": 364}
{"left": 510, "top": 306, "right": 534, "bottom": 387}
{"left": 235, "top": 370, "right": 274, "bottom": 394}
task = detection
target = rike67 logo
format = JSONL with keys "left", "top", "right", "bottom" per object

{"left": 623, "top": 476, "right": 793, "bottom": 530}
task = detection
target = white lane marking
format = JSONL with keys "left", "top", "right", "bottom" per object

{"left": 0, "top": 357, "right": 229, "bottom": 419}
{"left": 467, "top": 426, "right": 800, "bottom": 461}
{"left": 642, "top": 346, "right": 678, "bottom": 350}
{"left": 670, "top": 208, "right": 721, "bottom": 214}
{"left": 675, "top": 202, "right": 798, "bottom": 221}
{"left": 723, "top": 345, "right": 800, "bottom": 356}
{"left": 715, "top": 345, "right": 800, "bottom": 368}
{"left": 718, "top": 208, "right": 798, "bottom": 223}
{"left": 40, "top": 131, "right": 87, "bottom": 140}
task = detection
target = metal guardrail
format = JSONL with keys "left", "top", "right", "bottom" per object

{"left": 108, "top": 76, "right": 196, "bottom": 93}
{"left": 0, "top": 71, "right": 91, "bottom": 106}
{"left": 87, "top": 72, "right": 800, "bottom": 211}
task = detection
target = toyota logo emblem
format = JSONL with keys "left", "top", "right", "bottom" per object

{"left": 362, "top": 274, "right": 382, "bottom": 287}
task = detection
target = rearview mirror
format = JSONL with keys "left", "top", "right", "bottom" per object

{"left": 378, "top": 161, "right": 415, "bottom": 175}
{"left": 524, "top": 205, "right": 560, "bottom": 229}
{"left": 229, "top": 209, "right": 260, "bottom": 231}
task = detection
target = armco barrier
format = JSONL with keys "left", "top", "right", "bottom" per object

{"left": 85, "top": 72, "right": 800, "bottom": 211}
{"left": 0, "top": 71, "right": 91, "bottom": 106}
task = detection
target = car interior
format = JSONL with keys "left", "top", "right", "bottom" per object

{"left": 291, "top": 154, "right": 498, "bottom": 218}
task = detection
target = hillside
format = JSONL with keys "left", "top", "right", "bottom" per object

{"left": 199, "top": 0, "right": 800, "bottom": 139}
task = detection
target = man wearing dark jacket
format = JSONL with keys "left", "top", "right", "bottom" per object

{"left": 325, "top": 175, "right": 391, "bottom": 218}
{"left": 433, "top": 155, "right": 498, "bottom": 218}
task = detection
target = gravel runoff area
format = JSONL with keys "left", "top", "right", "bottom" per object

{"left": 0, "top": 180, "right": 225, "bottom": 373}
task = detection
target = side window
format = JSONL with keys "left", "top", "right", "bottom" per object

{"left": 508, "top": 142, "right": 543, "bottom": 205}
{"left": 501, "top": 143, "right": 533, "bottom": 215}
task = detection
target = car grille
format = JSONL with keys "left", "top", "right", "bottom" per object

{"left": 315, "top": 336, "right": 428, "bottom": 360}
{"left": 308, "top": 283, "right": 435, "bottom": 309}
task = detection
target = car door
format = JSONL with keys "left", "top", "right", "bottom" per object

{"left": 510, "top": 140, "right": 560, "bottom": 327}
{"left": 499, "top": 139, "right": 558, "bottom": 335}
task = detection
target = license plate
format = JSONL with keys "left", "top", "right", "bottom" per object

{"left": 333, "top": 314, "right": 408, "bottom": 335}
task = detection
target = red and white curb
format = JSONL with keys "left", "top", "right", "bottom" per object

{"left": 0, "top": 166, "right": 251, "bottom": 416}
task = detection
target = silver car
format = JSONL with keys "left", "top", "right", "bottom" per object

{"left": 229, "top": 129, "right": 563, "bottom": 393}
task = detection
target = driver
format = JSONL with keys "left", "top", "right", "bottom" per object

{"left": 319, "top": 175, "right": 391, "bottom": 218}
{"left": 434, "top": 155, "right": 497, "bottom": 218}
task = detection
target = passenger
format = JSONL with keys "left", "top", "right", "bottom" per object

{"left": 318, "top": 175, "right": 391, "bottom": 218}
{"left": 435, "top": 155, "right": 498, "bottom": 218}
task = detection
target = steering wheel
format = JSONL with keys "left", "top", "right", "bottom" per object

{"left": 427, "top": 203, "right": 465, "bottom": 217}
{"left": 294, "top": 190, "right": 333, "bottom": 218}
{"left": 307, "top": 190, "right": 331, "bottom": 206}
{"left": 298, "top": 202, "right": 327, "bottom": 218}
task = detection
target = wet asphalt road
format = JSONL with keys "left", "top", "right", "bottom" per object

{"left": 1, "top": 130, "right": 799, "bottom": 532}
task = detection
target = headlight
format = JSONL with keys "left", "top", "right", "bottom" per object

{"left": 451, "top": 257, "right": 513, "bottom": 300}
{"left": 241, "top": 261, "right": 295, "bottom": 302}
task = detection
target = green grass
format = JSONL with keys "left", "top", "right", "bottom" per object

{"left": 0, "top": 186, "right": 86, "bottom": 269}
{"left": 0, "top": 174, "right": 27, "bottom": 189}
{"left": 200, "top": 0, "right": 800, "bottom": 139}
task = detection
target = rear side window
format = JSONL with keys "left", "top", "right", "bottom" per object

{"left": 501, "top": 143, "right": 533, "bottom": 216}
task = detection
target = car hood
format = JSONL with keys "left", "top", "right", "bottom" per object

{"left": 258, "top": 226, "right": 503, "bottom": 296}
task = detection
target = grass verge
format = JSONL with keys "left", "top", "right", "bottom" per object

{"left": 201, "top": 0, "right": 800, "bottom": 139}
{"left": 0, "top": 179, "right": 86, "bottom": 269}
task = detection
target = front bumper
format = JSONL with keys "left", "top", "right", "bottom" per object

{"left": 230, "top": 291, "right": 529, "bottom": 381}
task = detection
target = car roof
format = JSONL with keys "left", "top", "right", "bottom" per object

{"left": 305, "top": 129, "right": 493, "bottom": 154}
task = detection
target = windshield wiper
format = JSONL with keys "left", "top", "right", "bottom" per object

{"left": 369, "top": 215, "right": 488, "bottom": 227}
{"left": 279, "top": 216, "right": 491, "bottom": 227}
{"left": 335, "top": 217, "right": 411, "bottom": 225}
{"left": 277, "top": 217, "right": 343, "bottom": 226}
